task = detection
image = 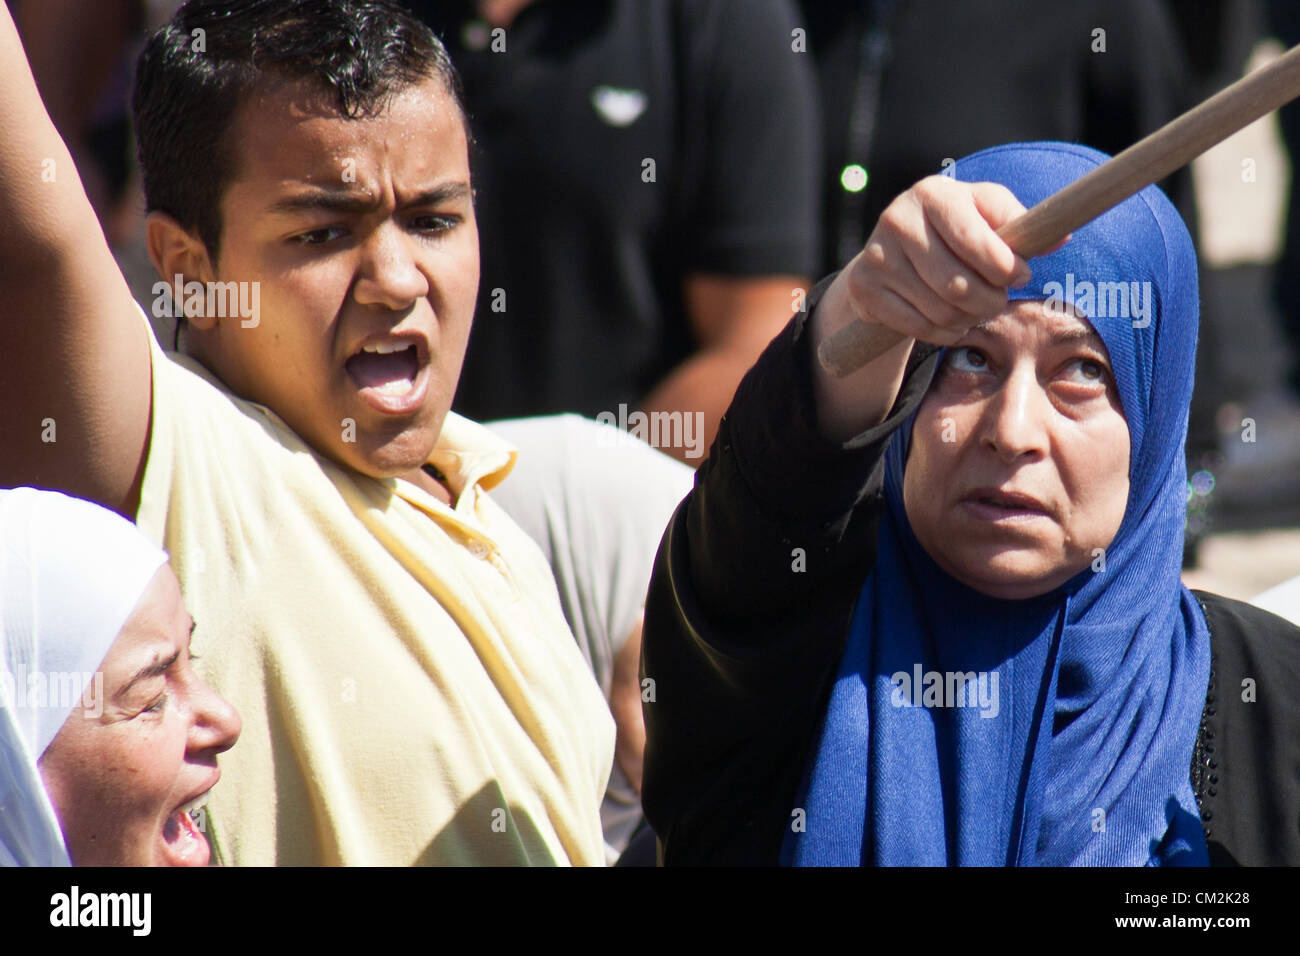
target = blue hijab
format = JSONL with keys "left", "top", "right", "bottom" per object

{"left": 787, "top": 143, "right": 1211, "bottom": 866}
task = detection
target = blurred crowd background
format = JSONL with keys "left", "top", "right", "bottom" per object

{"left": 9, "top": 0, "right": 1300, "bottom": 598}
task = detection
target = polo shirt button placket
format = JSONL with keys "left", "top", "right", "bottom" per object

{"left": 468, "top": 539, "right": 490, "bottom": 560}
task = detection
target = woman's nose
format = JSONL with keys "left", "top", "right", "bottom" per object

{"left": 187, "top": 677, "right": 242, "bottom": 758}
{"left": 981, "top": 369, "right": 1050, "bottom": 463}
{"left": 352, "top": 223, "right": 429, "bottom": 310}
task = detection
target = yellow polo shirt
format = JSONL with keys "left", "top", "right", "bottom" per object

{"left": 134, "top": 317, "right": 613, "bottom": 865}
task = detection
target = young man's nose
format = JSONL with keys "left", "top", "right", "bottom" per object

{"left": 187, "top": 678, "right": 242, "bottom": 758}
{"left": 980, "top": 369, "right": 1050, "bottom": 463}
{"left": 352, "top": 223, "right": 429, "bottom": 310}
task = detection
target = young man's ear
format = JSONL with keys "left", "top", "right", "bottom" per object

{"left": 145, "top": 211, "right": 220, "bottom": 331}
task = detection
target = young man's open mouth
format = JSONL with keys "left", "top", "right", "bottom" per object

{"left": 344, "top": 334, "right": 431, "bottom": 415}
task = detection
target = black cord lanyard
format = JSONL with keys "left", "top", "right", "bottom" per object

{"left": 836, "top": 0, "right": 895, "bottom": 267}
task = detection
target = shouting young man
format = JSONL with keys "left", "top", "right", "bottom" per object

{"left": 0, "top": 0, "right": 612, "bottom": 864}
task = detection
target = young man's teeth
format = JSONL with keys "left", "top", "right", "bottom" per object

{"left": 362, "top": 342, "right": 408, "bottom": 355}
{"left": 374, "top": 379, "right": 412, "bottom": 395}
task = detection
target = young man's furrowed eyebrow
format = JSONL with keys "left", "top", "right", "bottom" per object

{"left": 267, "top": 182, "right": 473, "bottom": 217}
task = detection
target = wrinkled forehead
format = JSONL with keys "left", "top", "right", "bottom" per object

{"left": 967, "top": 299, "right": 1109, "bottom": 354}
{"left": 226, "top": 74, "right": 471, "bottom": 198}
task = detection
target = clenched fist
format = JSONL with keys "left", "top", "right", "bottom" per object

{"left": 811, "top": 176, "right": 1035, "bottom": 441}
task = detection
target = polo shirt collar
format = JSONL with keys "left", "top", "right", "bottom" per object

{"left": 425, "top": 411, "right": 518, "bottom": 500}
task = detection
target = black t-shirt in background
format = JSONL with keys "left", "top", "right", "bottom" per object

{"left": 799, "top": 0, "right": 1191, "bottom": 277}
{"left": 409, "top": 0, "right": 820, "bottom": 421}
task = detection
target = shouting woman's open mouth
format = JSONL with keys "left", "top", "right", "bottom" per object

{"left": 159, "top": 784, "right": 216, "bottom": 866}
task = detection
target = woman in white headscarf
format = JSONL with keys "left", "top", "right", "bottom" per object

{"left": 0, "top": 487, "right": 240, "bottom": 866}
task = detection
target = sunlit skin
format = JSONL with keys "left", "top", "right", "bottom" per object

{"left": 902, "top": 300, "right": 1131, "bottom": 600}
{"left": 154, "top": 75, "right": 479, "bottom": 500}
{"left": 38, "top": 566, "right": 241, "bottom": 866}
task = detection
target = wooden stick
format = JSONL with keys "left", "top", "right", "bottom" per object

{"left": 818, "top": 42, "right": 1300, "bottom": 378}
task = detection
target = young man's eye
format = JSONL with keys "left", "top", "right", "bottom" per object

{"left": 412, "top": 214, "right": 461, "bottom": 234}
{"left": 945, "top": 347, "right": 989, "bottom": 373}
{"left": 293, "top": 226, "right": 347, "bottom": 246}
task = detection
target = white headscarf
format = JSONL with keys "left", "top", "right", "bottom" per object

{"left": 0, "top": 488, "right": 168, "bottom": 866}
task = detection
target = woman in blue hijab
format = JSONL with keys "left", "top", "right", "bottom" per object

{"left": 639, "top": 142, "right": 1300, "bottom": 866}
{"left": 792, "top": 141, "right": 1208, "bottom": 866}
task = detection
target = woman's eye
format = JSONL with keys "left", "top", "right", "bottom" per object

{"left": 293, "top": 226, "right": 347, "bottom": 246}
{"left": 1064, "top": 357, "right": 1108, "bottom": 384}
{"left": 946, "top": 347, "right": 989, "bottom": 373}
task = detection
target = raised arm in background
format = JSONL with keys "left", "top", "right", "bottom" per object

{"left": 0, "top": 4, "right": 151, "bottom": 516}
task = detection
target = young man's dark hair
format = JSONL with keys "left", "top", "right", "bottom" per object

{"left": 133, "top": 0, "right": 466, "bottom": 262}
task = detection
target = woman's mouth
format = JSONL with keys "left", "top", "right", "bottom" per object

{"left": 159, "top": 789, "right": 214, "bottom": 867}
{"left": 960, "top": 489, "right": 1051, "bottom": 522}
